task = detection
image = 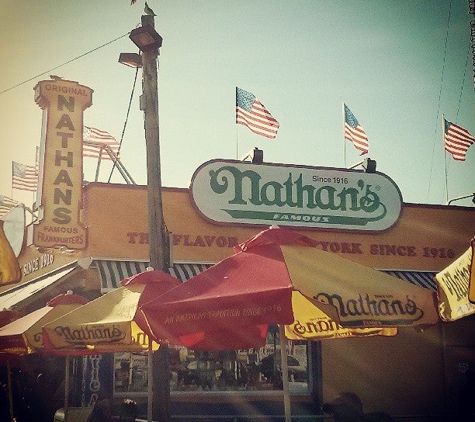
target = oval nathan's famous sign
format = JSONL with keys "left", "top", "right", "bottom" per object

{"left": 190, "top": 160, "right": 403, "bottom": 231}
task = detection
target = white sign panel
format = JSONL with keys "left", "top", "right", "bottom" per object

{"left": 190, "top": 160, "right": 402, "bottom": 231}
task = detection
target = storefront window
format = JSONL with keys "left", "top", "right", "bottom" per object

{"left": 113, "top": 329, "right": 310, "bottom": 395}
{"left": 114, "top": 352, "right": 149, "bottom": 394}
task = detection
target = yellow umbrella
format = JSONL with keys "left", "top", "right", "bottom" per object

{"left": 0, "top": 292, "right": 88, "bottom": 422}
{"left": 42, "top": 270, "right": 180, "bottom": 422}
{"left": 436, "top": 238, "right": 475, "bottom": 321}
{"left": 42, "top": 270, "right": 179, "bottom": 354}
{"left": 285, "top": 291, "right": 397, "bottom": 340}
{"left": 0, "top": 293, "right": 88, "bottom": 355}
{"left": 280, "top": 243, "right": 438, "bottom": 329}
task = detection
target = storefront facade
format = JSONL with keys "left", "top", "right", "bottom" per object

{"left": 1, "top": 179, "right": 475, "bottom": 421}
{"left": 2, "top": 77, "right": 473, "bottom": 421}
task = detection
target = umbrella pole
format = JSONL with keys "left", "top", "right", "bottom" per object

{"left": 7, "top": 359, "right": 14, "bottom": 422}
{"left": 278, "top": 325, "right": 292, "bottom": 422}
{"left": 147, "top": 337, "right": 153, "bottom": 422}
{"left": 64, "top": 355, "right": 70, "bottom": 422}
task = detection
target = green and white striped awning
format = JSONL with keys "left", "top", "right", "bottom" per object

{"left": 96, "top": 260, "right": 212, "bottom": 292}
{"left": 96, "top": 260, "right": 436, "bottom": 293}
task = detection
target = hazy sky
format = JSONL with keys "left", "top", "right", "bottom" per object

{"left": 1, "top": 0, "right": 474, "bottom": 208}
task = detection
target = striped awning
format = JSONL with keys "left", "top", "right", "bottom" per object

{"left": 96, "top": 260, "right": 437, "bottom": 293}
{"left": 382, "top": 270, "right": 437, "bottom": 291}
{"left": 96, "top": 260, "right": 212, "bottom": 291}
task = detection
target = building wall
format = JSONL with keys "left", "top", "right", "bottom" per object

{"left": 322, "top": 324, "right": 447, "bottom": 417}
{"left": 8, "top": 182, "right": 475, "bottom": 420}
{"left": 82, "top": 182, "right": 475, "bottom": 271}
{"left": 78, "top": 182, "right": 475, "bottom": 419}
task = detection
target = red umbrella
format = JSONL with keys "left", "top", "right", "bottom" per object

{"left": 136, "top": 227, "right": 438, "bottom": 350}
{"left": 135, "top": 227, "right": 438, "bottom": 422}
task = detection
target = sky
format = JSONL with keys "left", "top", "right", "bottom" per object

{"left": 1, "top": 0, "right": 474, "bottom": 209}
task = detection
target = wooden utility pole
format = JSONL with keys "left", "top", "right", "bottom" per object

{"left": 137, "top": 14, "right": 170, "bottom": 422}
{"left": 140, "top": 14, "right": 169, "bottom": 273}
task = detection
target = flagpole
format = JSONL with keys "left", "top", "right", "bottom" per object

{"left": 94, "top": 149, "right": 103, "bottom": 182}
{"left": 33, "top": 146, "right": 39, "bottom": 209}
{"left": 236, "top": 125, "right": 239, "bottom": 159}
{"left": 235, "top": 87, "right": 239, "bottom": 159}
{"left": 442, "top": 115, "right": 449, "bottom": 203}
{"left": 342, "top": 102, "right": 347, "bottom": 167}
{"left": 10, "top": 162, "right": 14, "bottom": 201}
{"left": 444, "top": 153, "right": 449, "bottom": 204}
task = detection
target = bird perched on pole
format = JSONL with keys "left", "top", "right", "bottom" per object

{"left": 144, "top": 2, "right": 156, "bottom": 16}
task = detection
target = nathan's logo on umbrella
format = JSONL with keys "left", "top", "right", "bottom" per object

{"left": 290, "top": 319, "right": 396, "bottom": 339}
{"left": 32, "top": 331, "right": 44, "bottom": 344}
{"left": 286, "top": 292, "right": 398, "bottom": 340}
{"left": 53, "top": 324, "right": 127, "bottom": 345}
{"left": 436, "top": 243, "right": 475, "bottom": 321}
{"left": 314, "top": 292, "right": 425, "bottom": 326}
{"left": 190, "top": 160, "right": 402, "bottom": 231}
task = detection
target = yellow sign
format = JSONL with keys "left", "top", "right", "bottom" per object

{"left": 468, "top": 238, "right": 475, "bottom": 303}
{"left": 436, "top": 244, "right": 475, "bottom": 321}
{"left": 0, "top": 220, "right": 21, "bottom": 286}
{"left": 33, "top": 79, "right": 92, "bottom": 249}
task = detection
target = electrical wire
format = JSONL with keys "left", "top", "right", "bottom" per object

{"left": 0, "top": 32, "right": 130, "bottom": 95}
{"left": 455, "top": 45, "right": 470, "bottom": 120}
{"left": 0, "top": 29, "right": 143, "bottom": 184}
{"left": 427, "top": 0, "right": 453, "bottom": 203}
{"left": 107, "top": 62, "right": 141, "bottom": 183}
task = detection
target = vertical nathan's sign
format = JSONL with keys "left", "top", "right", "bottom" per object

{"left": 33, "top": 79, "right": 93, "bottom": 249}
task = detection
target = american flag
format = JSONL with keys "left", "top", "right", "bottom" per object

{"left": 344, "top": 104, "right": 369, "bottom": 155}
{"left": 0, "top": 195, "right": 18, "bottom": 217}
{"left": 12, "top": 162, "right": 38, "bottom": 192}
{"left": 444, "top": 119, "right": 475, "bottom": 161}
{"left": 236, "top": 87, "right": 279, "bottom": 139}
{"left": 83, "top": 126, "right": 120, "bottom": 160}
